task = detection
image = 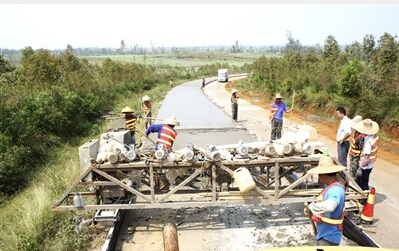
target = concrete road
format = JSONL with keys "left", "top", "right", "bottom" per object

{"left": 147, "top": 78, "right": 258, "bottom": 150}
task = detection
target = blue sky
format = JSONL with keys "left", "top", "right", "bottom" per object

{"left": 0, "top": 4, "right": 398, "bottom": 50}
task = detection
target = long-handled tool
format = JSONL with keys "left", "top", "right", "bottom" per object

{"left": 304, "top": 202, "right": 317, "bottom": 235}
{"left": 135, "top": 127, "right": 157, "bottom": 146}
{"left": 290, "top": 90, "right": 295, "bottom": 126}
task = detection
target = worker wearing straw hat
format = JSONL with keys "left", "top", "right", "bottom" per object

{"left": 353, "top": 118, "right": 379, "bottom": 193}
{"left": 270, "top": 93, "right": 292, "bottom": 140}
{"left": 305, "top": 156, "right": 346, "bottom": 246}
{"left": 121, "top": 106, "right": 138, "bottom": 146}
{"left": 141, "top": 95, "right": 153, "bottom": 129}
{"left": 348, "top": 115, "right": 364, "bottom": 178}
{"left": 146, "top": 116, "right": 180, "bottom": 150}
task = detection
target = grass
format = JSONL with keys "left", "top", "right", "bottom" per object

{"left": 81, "top": 52, "right": 279, "bottom": 67}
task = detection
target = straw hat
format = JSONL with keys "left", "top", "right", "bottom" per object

{"left": 231, "top": 89, "right": 238, "bottom": 94}
{"left": 275, "top": 93, "right": 283, "bottom": 99}
{"left": 350, "top": 115, "right": 363, "bottom": 128}
{"left": 142, "top": 95, "right": 151, "bottom": 102}
{"left": 353, "top": 118, "right": 379, "bottom": 135}
{"left": 308, "top": 156, "right": 346, "bottom": 174}
{"left": 164, "top": 116, "right": 180, "bottom": 126}
{"left": 121, "top": 106, "right": 135, "bottom": 113}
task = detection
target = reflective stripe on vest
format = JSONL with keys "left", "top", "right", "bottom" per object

{"left": 125, "top": 117, "right": 137, "bottom": 130}
{"left": 349, "top": 133, "right": 365, "bottom": 156}
{"left": 157, "top": 125, "right": 177, "bottom": 149}
{"left": 360, "top": 136, "right": 379, "bottom": 163}
{"left": 311, "top": 181, "right": 344, "bottom": 231}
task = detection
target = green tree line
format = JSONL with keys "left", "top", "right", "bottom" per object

{"left": 0, "top": 45, "right": 173, "bottom": 202}
{"left": 248, "top": 32, "right": 399, "bottom": 137}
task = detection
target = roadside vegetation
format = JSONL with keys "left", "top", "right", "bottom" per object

{"left": 0, "top": 31, "right": 398, "bottom": 250}
{"left": 242, "top": 32, "right": 399, "bottom": 140}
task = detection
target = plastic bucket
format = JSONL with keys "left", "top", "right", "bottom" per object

{"left": 233, "top": 167, "right": 256, "bottom": 193}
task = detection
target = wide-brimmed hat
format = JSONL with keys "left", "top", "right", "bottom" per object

{"left": 142, "top": 95, "right": 151, "bottom": 102}
{"left": 353, "top": 118, "right": 379, "bottom": 135}
{"left": 308, "top": 156, "right": 346, "bottom": 174}
{"left": 275, "top": 93, "right": 283, "bottom": 99}
{"left": 350, "top": 115, "right": 363, "bottom": 128}
{"left": 164, "top": 116, "right": 180, "bottom": 126}
{"left": 231, "top": 89, "right": 238, "bottom": 94}
{"left": 121, "top": 106, "right": 135, "bottom": 113}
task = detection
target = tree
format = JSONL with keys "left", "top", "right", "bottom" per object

{"left": 362, "top": 34, "right": 375, "bottom": 61}
{"left": 323, "top": 35, "right": 340, "bottom": 63}
{"left": 120, "top": 39, "right": 126, "bottom": 54}
{"left": 284, "top": 30, "right": 302, "bottom": 54}
{"left": 372, "top": 32, "right": 399, "bottom": 97}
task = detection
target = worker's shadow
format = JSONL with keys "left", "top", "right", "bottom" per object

{"left": 374, "top": 191, "right": 386, "bottom": 205}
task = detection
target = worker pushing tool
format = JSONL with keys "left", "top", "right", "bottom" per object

{"left": 146, "top": 116, "right": 180, "bottom": 150}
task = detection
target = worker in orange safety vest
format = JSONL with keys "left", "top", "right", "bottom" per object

{"left": 304, "top": 156, "right": 346, "bottom": 246}
{"left": 145, "top": 116, "right": 180, "bottom": 150}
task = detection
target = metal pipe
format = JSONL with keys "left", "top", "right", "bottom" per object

{"left": 162, "top": 222, "right": 179, "bottom": 251}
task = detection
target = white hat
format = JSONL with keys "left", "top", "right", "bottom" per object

{"left": 353, "top": 118, "right": 379, "bottom": 135}
{"left": 350, "top": 115, "right": 363, "bottom": 128}
{"left": 142, "top": 95, "right": 151, "bottom": 102}
{"left": 308, "top": 156, "right": 346, "bottom": 174}
{"left": 275, "top": 93, "right": 283, "bottom": 99}
{"left": 164, "top": 116, "right": 180, "bottom": 126}
{"left": 121, "top": 106, "right": 135, "bottom": 113}
{"left": 231, "top": 89, "right": 238, "bottom": 94}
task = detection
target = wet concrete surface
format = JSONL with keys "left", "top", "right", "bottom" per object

{"left": 146, "top": 78, "right": 258, "bottom": 150}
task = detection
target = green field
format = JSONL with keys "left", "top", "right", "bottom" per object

{"left": 81, "top": 52, "right": 281, "bottom": 67}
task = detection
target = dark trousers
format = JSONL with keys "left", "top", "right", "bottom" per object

{"left": 231, "top": 103, "right": 238, "bottom": 121}
{"left": 356, "top": 168, "right": 373, "bottom": 191}
{"left": 271, "top": 118, "right": 283, "bottom": 140}
{"left": 337, "top": 141, "right": 350, "bottom": 167}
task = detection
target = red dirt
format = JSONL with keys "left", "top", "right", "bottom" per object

{"left": 228, "top": 82, "right": 399, "bottom": 166}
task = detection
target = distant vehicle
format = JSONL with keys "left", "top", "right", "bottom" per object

{"left": 217, "top": 69, "right": 229, "bottom": 82}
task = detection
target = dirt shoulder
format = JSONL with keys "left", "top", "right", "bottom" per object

{"left": 228, "top": 82, "right": 399, "bottom": 166}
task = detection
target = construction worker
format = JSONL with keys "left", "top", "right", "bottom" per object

{"left": 335, "top": 107, "right": 351, "bottom": 167}
{"left": 201, "top": 76, "right": 205, "bottom": 90}
{"left": 348, "top": 115, "right": 364, "bottom": 178}
{"left": 141, "top": 95, "right": 153, "bottom": 130}
{"left": 353, "top": 119, "right": 379, "bottom": 194}
{"left": 231, "top": 89, "right": 238, "bottom": 121}
{"left": 270, "top": 93, "right": 291, "bottom": 140}
{"left": 305, "top": 156, "right": 346, "bottom": 246}
{"left": 146, "top": 116, "right": 180, "bottom": 150}
{"left": 121, "top": 106, "right": 138, "bottom": 146}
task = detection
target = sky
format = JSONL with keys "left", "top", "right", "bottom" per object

{"left": 0, "top": 4, "right": 398, "bottom": 50}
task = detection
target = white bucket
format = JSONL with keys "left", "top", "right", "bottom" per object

{"left": 233, "top": 167, "right": 256, "bottom": 193}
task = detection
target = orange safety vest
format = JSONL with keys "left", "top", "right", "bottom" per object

{"left": 312, "top": 181, "right": 344, "bottom": 231}
{"left": 125, "top": 116, "right": 137, "bottom": 130}
{"left": 157, "top": 125, "right": 177, "bottom": 149}
{"left": 360, "top": 136, "right": 379, "bottom": 164}
{"left": 349, "top": 133, "right": 366, "bottom": 157}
